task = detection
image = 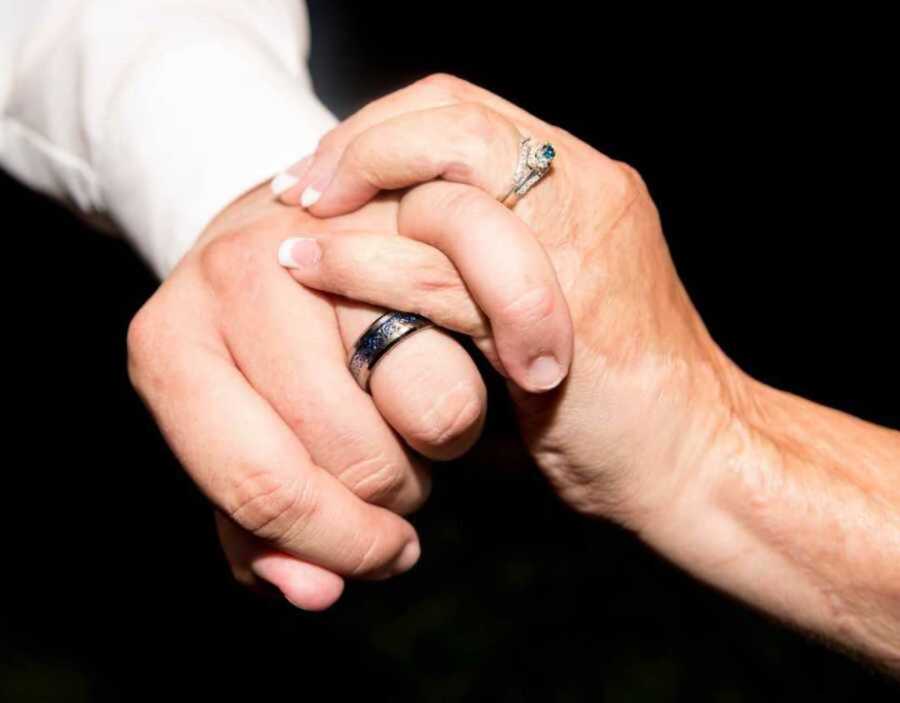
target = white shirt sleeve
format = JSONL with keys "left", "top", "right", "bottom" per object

{"left": 0, "top": 0, "right": 337, "bottom": 277}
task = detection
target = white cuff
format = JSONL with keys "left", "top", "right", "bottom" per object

{"left": 98, "top": 34, "right": 336, "bottom": 276}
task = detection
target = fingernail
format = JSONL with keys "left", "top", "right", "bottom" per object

{"left": 277, "top": 237, "right": 321, "bottom": 269}
{"left": 270, "top": 172, "right": 299, "bottom": 196}
{"left": 271, "top": 155, "right": 315, "bottom": 197}
{"left": 527, "top": 355, "right": 564, "bottom": 391}
{"left": 300, "top": 186, "right": 321, "bottom": 208}
{"left": 394, "top": 540, "right": 421, "bottom": 574}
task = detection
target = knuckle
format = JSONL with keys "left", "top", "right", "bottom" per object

{"left": 199, "top": 230, "right": 264, "bottom": 294}
{"left": 339, "top": 452, "right": 407, "bottom": 506}
{"left": 125, "top": 300, "right": 168, "bottom": 390}
{"left": 347, "top": 532, "right": 387, "bottom": 577}
{"left": 225, "top": 470, "right": 318, "bottom": 543}
{"left": 316, "top": 128, "right": 343, "bottom": 154}
{"left": 342, "top": 137, "right": 371, "bottom": 175}
{"left": 345, "top": 134, "right": 417, "bottom": 188}
{"left": 454, "top": 102, "right": 501, "bottom": 142}
{"left": 444, "top": 104, "right": 509, "bottom": 183}
{"left": 414, "top": 72, "right": 468, "bottom": 101}
{"left": 410, "top": 262, "right": 487, "bottom": 336}
{"left": 413, "top": 258, "right": 466, "bottom": 297}
{"left": 126, "top": 297, "right": 199, "bottom": 401}
{"left": 125, "top": 303, "right": 156, "bottom": 371}
{"left": 610, "top": 160, "right": 648, "bottom": 204}
{"left": 500, "top": 286, "right": 557, "bottom": 328}
{"left": 412, "top": 381, "right": 485, "bottom": 451}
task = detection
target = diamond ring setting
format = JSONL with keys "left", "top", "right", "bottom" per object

{"left": 499, "top": 137, "right": 556, "bottom": 205}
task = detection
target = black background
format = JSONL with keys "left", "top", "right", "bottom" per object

{"left": 2, "top": 3, "right": 898, "bottom": 701}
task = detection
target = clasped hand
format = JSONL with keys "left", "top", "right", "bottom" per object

{"left": 129, "top": 74, "right": 772, "bottom": 612}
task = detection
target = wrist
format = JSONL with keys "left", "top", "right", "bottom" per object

{"left": 618, "top": 354, "right": 787, "bottom": 594}
{"left": 635, "top": 356, "right": 900, "bottom": 669}
{"left": 588, "top": 338, "right": 761, "bottom": 536}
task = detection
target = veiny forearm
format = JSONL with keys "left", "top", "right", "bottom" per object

{"left": 643, "top": 369, "right": 900, "bottom": 673}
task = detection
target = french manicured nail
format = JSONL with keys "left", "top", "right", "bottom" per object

{"left": 270, "top": 172, "right": 299, "bottom": 196}
{"left": 298, "top": 156, "right": 339, "bottom": 209}
{"left": 277, "top": 238, "right": 321, "bottom": 269}
{"left": 270, "top": 155, "right": 314, "bottom": 197}
{"left": 527, "top": 355, "right": 564, "bottom": 391}
{"left": 300, "top": 186, "right": 321, "bottom": 208}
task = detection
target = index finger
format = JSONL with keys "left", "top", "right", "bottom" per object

{"left": 272, "top": 74, "right": 551, "bottom": 205}
{"left": 279, "top": 187, "right": 574, "bottom": 393}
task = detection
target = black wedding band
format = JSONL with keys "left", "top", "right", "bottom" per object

{"left": 348, "top": 312, "right": 434, "bottom": 391}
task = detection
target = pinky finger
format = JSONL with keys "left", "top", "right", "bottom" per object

{"left": 215, "top": 512, "right": 345, "bottom": 611}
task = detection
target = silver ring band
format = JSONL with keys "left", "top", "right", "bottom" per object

{"left": 348, "top": 312, "right": 434, "bottom": 391}
{"left": 499, "top": 136, "right": 556, "bottom": 206}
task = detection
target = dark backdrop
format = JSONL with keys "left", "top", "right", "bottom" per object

{"left": 2, "top": 3, "right": 897, "bottom": 701}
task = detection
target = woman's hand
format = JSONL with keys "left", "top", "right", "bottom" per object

{"left": 274, "top": 76, "right": 900, "bottom": 672}
{"left": 274, "top": 74, "right": 738, "bottom": 527}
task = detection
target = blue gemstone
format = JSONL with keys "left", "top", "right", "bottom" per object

{"left": 542, "top": 145, "right": 556, "bottom": 160}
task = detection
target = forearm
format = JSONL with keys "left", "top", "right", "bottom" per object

{"left": 645, "top": 366, "right": 900, "bottom": 672}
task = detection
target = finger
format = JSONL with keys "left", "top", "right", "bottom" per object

{"left": 250, "top": 232, "right": 487, "bottom": 462}
{"left": 277, "top": 190, "right": 573, "bottom": 394}
{"left": 271, "top": 74, "right": 552, "bottom": 208}
{"left": 399, "top": 181, "right": 573, "bottom": 392}
{"left": 280, "top": 233, "right": 503, "bottom": 375}
{"left": 307, "top": 103, "right": 524, "bottom": 217}
{"left": 215, "top": 512, "right": 344, "bottom": 611}
{"left": 335, "top": 301, "right": 487, "bottom": 461}
{"left": 279, "top": 234, "right": 489, "bottom": 339}
{"left": 203, "top": 234, "right": 431, "bottom": 515}
{"left": 272, "top": 80, "right": 463, "bottom": 205}
{"left": 131, "top": 332, "right": 421, "bottom": 577}
{"left": 270, "top": 234, "right": 488, "bottom": 460}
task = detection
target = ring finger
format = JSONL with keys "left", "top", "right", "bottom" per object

{"left": 203, "top": 235, "right": 430, "bottom": 514}
{"left": 280, "top": 179, "right": 573, "bottom": 392}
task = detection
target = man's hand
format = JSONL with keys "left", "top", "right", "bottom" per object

{"left": 125, "top": 183, "right": 492, "bottom": 609}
